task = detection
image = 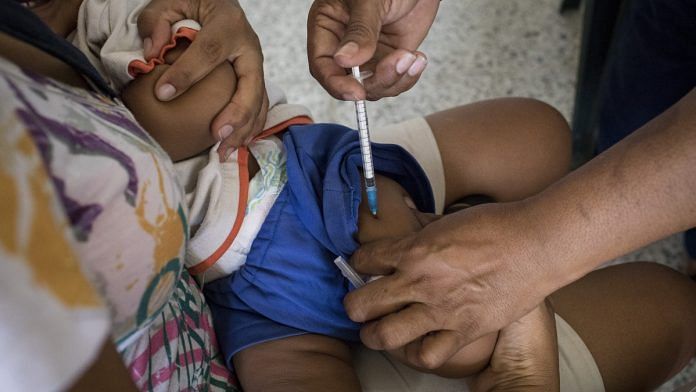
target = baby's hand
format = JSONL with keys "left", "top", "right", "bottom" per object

{"left": 137, "top": 0, "right": 268, "bottom": 158}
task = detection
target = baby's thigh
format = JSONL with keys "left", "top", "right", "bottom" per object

{"left": 425, "top": 98, "right": 572, "bottom": 204}
{"left": 233, "top": 334, "right": 360, "bottom": 392}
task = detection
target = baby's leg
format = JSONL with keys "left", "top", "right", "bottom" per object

{"left": 425, "top": 98, "right": 572, "bottom": 206}
{"left": 233, "top": 334, "right": 361, "bottom": 392}
{"left": 551, "top": 262, "right": 696, "bottom": 391}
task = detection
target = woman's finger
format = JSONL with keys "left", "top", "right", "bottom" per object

{"left": 343, "top": 273, "right": 418, "bottom": 323}
{"left": 215, "top": 86, "right": 268, "bottom": 162}
{"left": 349, "top": 234, "right": 417, "bottom": 275}
{"left": 363, "top": 51, "right": 427, "bottom": 100}
{"left": 404, "top": 330, "right": 464, "bottom": 370}
{"left": 332, "top": 0, "right": 383, "bottom": 68}
{"left": 359, "top": 303, "right": 441, "bottom": 351}
{"left": 212, "top": 49, "right": 266, "bottom": 154}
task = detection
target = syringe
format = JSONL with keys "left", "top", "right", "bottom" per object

{"left": 351, "top": 66, "right": 378, "bottom": 216}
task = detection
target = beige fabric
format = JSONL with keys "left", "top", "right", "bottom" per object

{"left": 370, "top": 117, "right": 446, "bottom": 214}
{"left": 556, "top": 313, "right": 606, "bottom": 392}
{"left": 353, "top": 314, "right": 604, "bottom": 392}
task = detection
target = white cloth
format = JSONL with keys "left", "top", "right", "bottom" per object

{"left": 370, "top": 117, "right": 446, "bottom": 214}
{"left": 0, "top": 129, "right": 109, "bottom": 392}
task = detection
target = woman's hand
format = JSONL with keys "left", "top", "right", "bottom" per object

{"left": 137, "top": 0, "right": 268, "bottom": 156}
{"left": 307, "top": 0, "right": 439, "bottom": 101}
{"left": 344, "top": 201, "right": 562, "bottom": 370}
{"left": 469, "top": 300, "right": 560, "bottom": 392}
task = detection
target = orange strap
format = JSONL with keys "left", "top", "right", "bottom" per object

{"left": 188, "top": 116, "right": 313, "bottom": 275}
{"left": 127, "top": 27, "right": 199, "bottom": 77}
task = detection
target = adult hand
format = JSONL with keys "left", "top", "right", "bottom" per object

{"left": 307, "top": 0, "right": 439, "bottom": 101}
{"left": 469, "top": 301, "right": 559, "bottom": 392}
{"left": 344, "top": 201, "right": 560, "bottom": 370}
{"left": 138, "top": 0, "right": 268, "bottom": 156}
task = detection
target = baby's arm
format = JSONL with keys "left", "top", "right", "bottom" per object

{"left": 121, "top": 41, "right": 237, "bottom": 161}
{"left": 357, "top": 175, "right": 498, "bottom": 378}
{"left": 233, "top": 334, "right": 361, "bottom": 392}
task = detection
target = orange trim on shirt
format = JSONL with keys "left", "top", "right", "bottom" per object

{"left": 127, "top": 27, "right": 199, "bottom": 77}
{"left": 255, "top": 116, "right": 313, "bottom": 140}
{"left": 188, "top": 115, "right": 313, "bottom": 276}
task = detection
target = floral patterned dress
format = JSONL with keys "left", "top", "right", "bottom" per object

{"left": 0, "top": 56, "right": 238, "bottom": 391}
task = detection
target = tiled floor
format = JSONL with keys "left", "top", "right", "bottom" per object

{"left": 241, "top": 0, "right": 694, "bottom": 389}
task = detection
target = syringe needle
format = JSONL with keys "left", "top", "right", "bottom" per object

{"left": 351, "top": 66, "right": 379, "bottom": 217}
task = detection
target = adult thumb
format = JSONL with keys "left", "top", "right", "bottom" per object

{"left": 334, "top": 0, "right": 383, "bottom": 68}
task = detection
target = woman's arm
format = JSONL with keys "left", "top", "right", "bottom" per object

{"left": 343, "top": 88, "right": 696, "bottom": 369}
{"left": 530, "top": 87, "right": 696, "bottom": 287}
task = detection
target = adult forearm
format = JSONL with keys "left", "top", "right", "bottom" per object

{"left": 530, "top": 88, "right": 696, "bottom": 287}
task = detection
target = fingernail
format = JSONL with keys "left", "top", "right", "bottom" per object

{"left": 335, "top": 42, "right": 359, "bottom": 59}
{"left": 396, "top": 53, "right": 417, "bottom": 74}
{"left": 407, "top": 56, "right": 428, "bottom": 77}
{"left": 143, "top": 37, "right": 152, "bottom": 57}
{"left": 360, "top": 70, "right": 374, "bottom": 80}
{"left": 156, "top": 83, "right": 176, "bottom": 101}
{"left": 218, "top": 125, "right": 234, "bottom": 141}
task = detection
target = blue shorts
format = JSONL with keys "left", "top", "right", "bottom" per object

{"left": 204, "top": 123, "right": 434, "bottom": 368}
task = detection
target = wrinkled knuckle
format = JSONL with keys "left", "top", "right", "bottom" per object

{"left": 343, "top": 295, "right": 362, "bottom": 321}
{"left": 410, "top": 272, "right": 431, "bottom": 289}
{"left": 409, "top": 237, "right": 432, "bottom": 259}
{"left": 235, "top": 108, "right": 252, "bottom": 125}
{"left": 199, "top": 37, "right": 224, "bottom": 63}
{"left": 350, "top": 250, "right": 364, "bottom": 270}
{"left": 172, "top": 68, "right": 194, "bottom": 87}
{"left": 345, "top": 19, "right": 374, "bottom": 41}
{"left": 461, "top": 317, "right": 481, "bottom": 338}
{"left": 373, "top": 325, "right": 399, "bottom": 350}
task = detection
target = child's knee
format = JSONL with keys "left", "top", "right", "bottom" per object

{"left": 510, "top": 98, "right": 572, "bottom": 169}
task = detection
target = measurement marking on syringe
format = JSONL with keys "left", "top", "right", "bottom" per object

{"left": 351, "top": 66, "right": 379, "bottom": 216}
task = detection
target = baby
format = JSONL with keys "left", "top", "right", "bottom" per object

{"left": 71, "top": 0, "right": 592, "bottom": 389}
{"left": 72, "top": 0, "right": 564, "bottom": 382}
